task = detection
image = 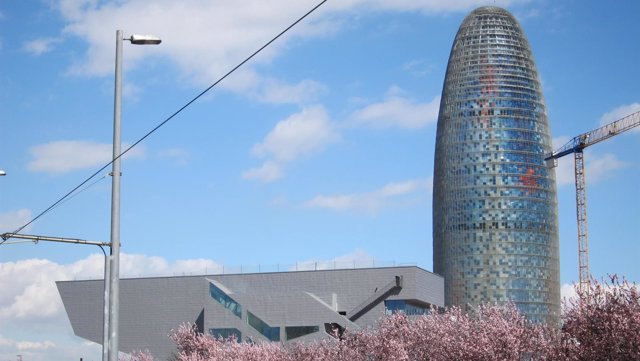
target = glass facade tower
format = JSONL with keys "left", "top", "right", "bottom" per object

{"left": 433, "top": 6, "right": 560, "bottom": 322}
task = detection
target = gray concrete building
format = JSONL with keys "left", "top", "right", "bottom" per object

{"left": 58, "top": 266, "right": 444, "bottom": 360}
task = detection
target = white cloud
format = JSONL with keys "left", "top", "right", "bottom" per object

{"left": 305, "top": 178, "right": 432, "bottom": 214}
{"left": 560, "top": 283, "right": 578, "bottom": 302}
{"left": 16, "top": 340, "right": 56, "bottom": 351}
{"left": 560, "top": 281, "right": 640, "bottom": 310}
{"left": 171, "top": 259, "right": 223, "bottom": 275}
{"left": 553, "top": 154, "right": 628, "bottom": 187}
{"left": 258, "top": 78, "right": 328, "bottom": 104}
{"left": 585, "top": 153, "right": 628, "bottom": 184}
{"left": 0, "top": 253, "right": 222, "bottom": 321}
{"left": 27, "top": 140, "right": 146, "bottom": 174}
{"left": 293, "top": 249, "right": 377, "bottom": 271}
{"left": 551, "top": 136, "right": 570, "bottom": 151}
{"left": 245, "top": 106, "right": 339, "bottom": 182}
{"left": 0, "top": 253, "right": 223, "bottom": 359}
{"left": 55, "top": 0, "right": 98, "bottom": 21}
{"left": 51, "top": 0, "right": 524, "bottom": 89}
{"left": 599, "top": 102, "right": 640, "bottom": 131}
{"left": 159, "top": 147, "right": 190, "bottom": 166}
{"left": 373, "top": 0, "right": 517, "bottom": 13}
{"left": 0, "top": 333, "right": 99, "bottom": 361}
{"left": 0, "top": 335, "right": 56, "bottom": 355}
{"left": 244, "top": 87, "right": 440, "bottom": 182}
{"left": 0, "top": 258, "right": 91, "bottom": 320}
{"left": 119, "top": 254, "right": 223, "bottom": 277}
{"left": 551, "top": 136, "right": 628, "bottom": 187}
{"left": 513, "top": 7, "right": 542, "bottom": 21}
{"left": 226, "top": 76, "right": 328, "bottom": 105}
{"left": 23, "top": 37, "right": 61, "bottom": 56}
{"left": 56, "top": 0, "right": 334, "bottom": 82}
{"left": 351, "top": 86, "right": 440, "bottom": 129}
{"left": 551, "top": 136, "right": 574, "bottom": 187}
{"left": 252, "top": 106, "right": 338, "bottom": 162}
{"left": 553, "top": 157, "right": 574, "bottom": 187}
{"left": 0, "top": 209, "right": 32, "bottom": 233}
{"left": 402, "top": 59, "right": 436, "bottom": 77}
{"left": 242, "top": 160, "right": 283, "bottom": 182}
{"left": 122, "top": 81, "right": 142, "bottom": 100}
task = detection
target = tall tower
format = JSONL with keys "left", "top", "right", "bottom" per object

{"left": 433, "top": 6, "right": 560, "bottom": 322}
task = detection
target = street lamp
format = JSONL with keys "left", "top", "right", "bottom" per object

{"left": 108, "top": 30, "right": 161, "bottom": 361}
{"left": 130, "top": 34, "right": 162, "bottom": 45}
{"left": 0, "top": 170, "right": 6, "bottom": 176}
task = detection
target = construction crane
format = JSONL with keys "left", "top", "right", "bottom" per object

{"left": 545, "top": 110, "right": 640, "bottom": 292}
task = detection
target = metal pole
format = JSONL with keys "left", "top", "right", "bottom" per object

{"left": 108, "top": 29, "right": 123, "bottom": 361}
{"left": 102, "top": 253, "right": 110, "bottom": 361}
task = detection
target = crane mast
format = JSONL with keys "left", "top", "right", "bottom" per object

{"left": 546, "top": 110, "right": 640, "bottom": 292}
{"left": 574, "top": 150, "right": 588, "bottom": 292}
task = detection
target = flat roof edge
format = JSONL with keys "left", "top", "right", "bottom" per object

{"left": 57, "top": 265, "right": 443, "bottom": 283}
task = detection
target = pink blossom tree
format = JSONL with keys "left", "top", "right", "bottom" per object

{"left": 126, "top": 276, "right": 639, "bottom": 361}
{"left": 160, "top": 304, "right": 559, "bottom": 361}
{"left": 561, "top": 276, "right": 640, "bottom": 361}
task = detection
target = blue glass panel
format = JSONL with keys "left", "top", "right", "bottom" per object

{"left": 209, "top": 282, "right": 242, "bottom": 318}
{"left": 384, "top": 300, "right": 429, "bottom": 316}
{"left": 247, "top": 311, "right": 280, "bottom": 342}
{"left": 285, "top": 326, "right": 319, "bottom": 341}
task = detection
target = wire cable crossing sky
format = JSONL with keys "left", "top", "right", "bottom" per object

{"left": 6, "top": 0, "right": 328, "bottom": 239}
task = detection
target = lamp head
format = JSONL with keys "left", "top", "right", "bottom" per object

{"left": 129, "top": 34, "right": 162, "bottom": 45}
{"left": 0, "top": 170, "right": 6, "bottom": 176}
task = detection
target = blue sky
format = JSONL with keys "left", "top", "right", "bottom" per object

{"left": 1, "top": 0, "right": 639, "bottom": 359}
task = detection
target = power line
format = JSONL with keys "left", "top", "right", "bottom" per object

{"left": 50, "top": 173, "right": 109, "bottom": 212}
{"left": 5, "top": 0, "right": 328, "bottom": 240}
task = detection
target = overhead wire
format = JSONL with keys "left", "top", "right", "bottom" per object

{"left": 4, "top": 0, "right": 328, "bottom": 242}
{"left": 49, "top": 173, "right": 109, "bottom": 212}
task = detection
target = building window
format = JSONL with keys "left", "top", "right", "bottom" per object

{"left": 384, "top": 300, "right": 429, "bottom": 316}
{"left": 285, "top": 326, "right": 319, "bottom": 341}
{"left": 209, "top": 282, "right": 242, "bottom": 318}
{"left": 247, "top": 311, "right": 280, "bottom": 342}
{"left": 209, "top": 328, "right": 241, "bottom": 342}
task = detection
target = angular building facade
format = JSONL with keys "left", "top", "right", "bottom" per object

{"left": 58, "top": 266, "right": 444, "bottom": 360}
{"left": 433, "top": 6, "right": 560, "bottom": 322}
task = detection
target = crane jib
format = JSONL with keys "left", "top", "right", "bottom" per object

{"left": 546, "top": 110, "right": 640, "bottom": 161}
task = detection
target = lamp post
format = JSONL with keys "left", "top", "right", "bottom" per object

{"left": 109, "top": 30, "right": 161, "bottom": 361}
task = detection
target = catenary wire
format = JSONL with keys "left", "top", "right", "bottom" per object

{"left": 48, "top": 173, "right": 109, "bottom": 212}
{"left": 4, "top": 0, "right": 328, "bottom": 242}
